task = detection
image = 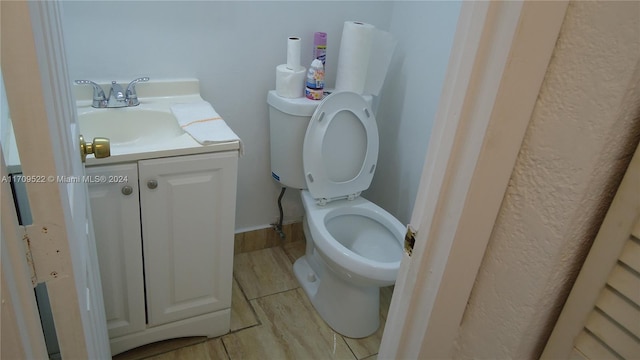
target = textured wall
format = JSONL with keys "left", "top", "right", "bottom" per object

{"left": 453, "top": 1, "right": 640, "bottom": 358}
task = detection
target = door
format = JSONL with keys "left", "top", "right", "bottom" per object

{"left": 87, "top": 164, "right": 145, "bottom": 338}
{"left": 541, "top": 143, "right": 640, "bottom": 359}
{"left": 378, "top": 1, "right": 569, "bottom": 358}
{"left": 1, "top": 1, "right": 111, "bottom": 358}
{"left": 140, "top": 152, "right": 237, "bottom": 326}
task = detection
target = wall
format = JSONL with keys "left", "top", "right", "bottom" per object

{"left": 365, "top": 1, "right": 460, "bottom": 224}
{"left": 60, "top": 1, "right": 460, "bottom": 232}
{"left": 0, "top": 72, "right": 11, "bottom": 155}
{"left": 452, "top": 1, "right": 640, "bottom": 358}
{"left": 0, "top": 71, "right": 21, "bottom": 171}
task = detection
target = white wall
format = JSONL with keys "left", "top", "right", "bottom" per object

{"left": 0, "top": 71, "right": 18, "bottom": 169}
{"left": 365, "top": 1, "right": 460, "bottom": 224}
{"left": 0, "top": 72, "right": 10, "bottom": 150}
{"left": 60, "top": 1, "right": 460, "bottom": 231}
{"left": 452, "top": 1, "right": 640, "bottom": 358}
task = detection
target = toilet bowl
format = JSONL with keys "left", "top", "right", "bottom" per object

{"left": 301, "top": 190, "right": 404, "bottom": 287}
{"left": 270, "top": 91, "right": 405, "bottom": 338}
{"left": 294, "top": 190, "right": 404, "bottom": 338}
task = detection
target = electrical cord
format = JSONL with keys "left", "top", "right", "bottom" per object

{"left": 274, "top": 187, "right": 286, "bottom": 239}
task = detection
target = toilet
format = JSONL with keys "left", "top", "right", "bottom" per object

{"left": 268, "top": 90, "right": 405, "bottom": 338}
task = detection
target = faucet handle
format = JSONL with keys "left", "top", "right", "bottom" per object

{"left": 125, "top": 77, "right": 150, "bottom": 106}
{"left": 75, "top": 80, "right": 107, "bottom": 108}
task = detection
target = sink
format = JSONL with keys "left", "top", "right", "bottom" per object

{"left": 78, "top": 108, "right": 184, "bottom": 147}
{"left": 74, "top": 79, "right": 241, "bottom": 165}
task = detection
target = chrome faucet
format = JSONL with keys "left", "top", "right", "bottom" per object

{"left": 125, "top": 77, "right": 149, "bottom": 106}
{"left": 75, "top": 77, "right": 149, "bottom": 108}
{"left": 107, "top": 81, "right": 126, "bottom": 107}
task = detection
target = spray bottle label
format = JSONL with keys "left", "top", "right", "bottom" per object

{"left": 313, "top": 31, "right": 327, "bottom": 67}
{"left": 314, "top": 45, "right": 326, "bottom": 66}
{"left": 306, "top": 59, "right": 325, "bottom": 89}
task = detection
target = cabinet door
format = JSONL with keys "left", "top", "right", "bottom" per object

{"left": 139, "top": 152, "right": 238, "bottom": 326}
{"left": 87, "top": 164, "right": 145, "bottom": 338}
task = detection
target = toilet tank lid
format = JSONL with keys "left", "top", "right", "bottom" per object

{"left": 267, "top": 90, "right": 321, "bottom": 117}
{"left": 267, "top": 90, "right": 373, "bottom": 117}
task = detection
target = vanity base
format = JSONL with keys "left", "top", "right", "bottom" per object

{"left": 109, "top": 309, "right": 230, "bottom": 356}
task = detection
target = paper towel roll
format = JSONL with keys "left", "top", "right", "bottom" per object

{"left": 364, "top": 29, "right": 396, "bottom": 96}
{"left": 335, "top": 21, "right": 375, "bottom": 94}
{"left": 287, "top": 37, "right": 302, "bottom": 71}
{"left": 335, "top": 21, "right": 397, "bottom": 96}
{"left": 276, "top": 64, "right": 306, "bottom": 98}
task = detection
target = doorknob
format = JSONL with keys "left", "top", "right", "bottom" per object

{"left": 79, "top": 135, "right": 110, "bottom": 163}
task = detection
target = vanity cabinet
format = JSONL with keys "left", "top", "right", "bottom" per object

{"left": 87, "top": 151, "right": 238, "bottom": 354}
{"left": 87, "top": 164, "right": 145, "bottom": 338}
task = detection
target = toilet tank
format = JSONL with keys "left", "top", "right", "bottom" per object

{"left": 267, "top": 90, "right": 373, "bottom": 189}
{"left": 268, "top": 90, "right": 318, "bottom": 189}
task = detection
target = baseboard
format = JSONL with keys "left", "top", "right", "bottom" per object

{"left": 234, "top": 221, "right": 305, "bottom": 254}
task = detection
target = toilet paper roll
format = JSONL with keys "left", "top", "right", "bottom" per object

{"left": 276, "top": 64, "right": 306, "bottom": 98}
{"left": 335, "top": 21, "right": 396, "bottom": 96}
{"left": 287, "top": 36, "right": 302, "bottom": 71}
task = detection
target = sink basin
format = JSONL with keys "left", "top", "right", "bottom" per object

{"left": 74, "top": 79, "right": 240, "bottom": 165}
{"left": 78, "top": 108, "right": 184, "bottom": 147}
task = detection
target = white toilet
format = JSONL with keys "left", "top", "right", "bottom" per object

{"left": 268, "top": 90, "right": 404, "bottom": 338}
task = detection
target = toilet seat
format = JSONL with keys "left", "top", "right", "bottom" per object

{"left": 303, "top": 91, "right": 378, "bottom": 203}
{"left": 301, "top": 190, "right": 404, "bottom": 286}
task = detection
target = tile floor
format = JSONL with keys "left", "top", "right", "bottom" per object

{"left": 114, "top": 240, "right": 393, "bottom": 360}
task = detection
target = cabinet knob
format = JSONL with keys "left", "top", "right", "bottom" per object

{"left": 121, "top": 185, "right": 133, "bottom": 196}
{"left": 147, "top": 179, "right": 158, "bottom": 189}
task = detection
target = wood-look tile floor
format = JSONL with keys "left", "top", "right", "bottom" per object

{"left": 114, "top": 240, "right": 393, "bottom": 360}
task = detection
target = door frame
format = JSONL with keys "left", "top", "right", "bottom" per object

{"left": 1, "top": 1, "right": 110, "bottom": 358}
{"left": 379, "top": 1, "right": 568, "bottom": 358}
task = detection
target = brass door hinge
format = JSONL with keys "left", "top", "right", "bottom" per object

{"left": 404, "top": 225, "right": 416, "bottom": 256}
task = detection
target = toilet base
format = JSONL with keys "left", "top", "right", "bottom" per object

{"left": 293, "top": 255, "right": 380, "bottom": 338}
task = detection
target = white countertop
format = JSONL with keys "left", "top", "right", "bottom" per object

{"left": 79, "top": 79, "right": 241, "bottom": 166}
{"left": 5, "top": 79, "right": 240, "bottom": 172}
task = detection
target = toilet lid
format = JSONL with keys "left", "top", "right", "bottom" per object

{"left": 303, "top": 91, "right": 378, "bottom": 202}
